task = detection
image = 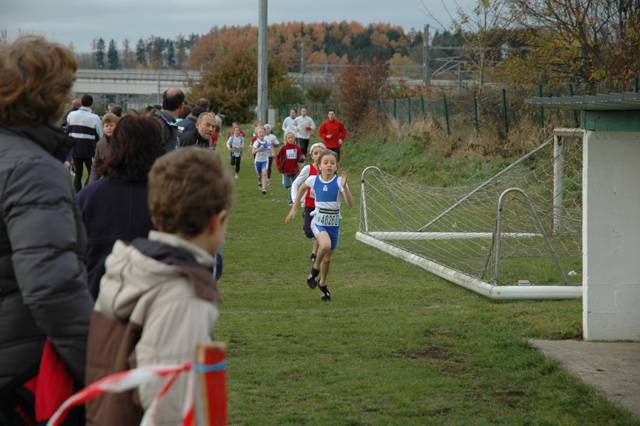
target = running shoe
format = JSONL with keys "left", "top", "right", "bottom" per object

{"left": 320, "top": 286, "right": 331, "bottom": 301}
{"left": 306, "top": 271, "right": 318, "bottom": 289}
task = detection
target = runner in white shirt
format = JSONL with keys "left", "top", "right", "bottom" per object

{"left": 282, "top": 108, "right": 297, "bottom": 135}
{"left": 226, "top": 126, "right": 245, "bottom": 179}
{"left": 264, "top": 124, "right": 280, "bottom": 183}
{"left": 252, "top": 126, "right": 272, "bottom": 195}
{"left": 293, "top": 107, "right": 316, "bottom": 156}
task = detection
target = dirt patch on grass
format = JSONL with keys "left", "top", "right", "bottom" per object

{"left": 494, "top": 389, "right": 527, "bottom": 408}
{"left": 392, "top": 345, "right": 452, "bottom": 360}
{"left": 422, "top": 407, "right": 451, "bottom": 417}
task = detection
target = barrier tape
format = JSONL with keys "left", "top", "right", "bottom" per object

{"left": 47, "top": 360, "right": 227, "bottom": 426}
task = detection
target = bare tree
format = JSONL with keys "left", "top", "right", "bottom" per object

{"left": 456, "top": 0, "right": 512, "bottom": 91}
{"left": 508, "top": 0, "right": 640, "bottom": 82}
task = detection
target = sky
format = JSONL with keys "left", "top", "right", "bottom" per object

{"left": 1, "top": 0, "right": 475, "bottom": 53}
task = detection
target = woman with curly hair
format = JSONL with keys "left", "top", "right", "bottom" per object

{"left": 0, "top": 36, "right": 93, "bottom": 424}
{"left": 77, "top": 115, "right": 165, "bottom": 299}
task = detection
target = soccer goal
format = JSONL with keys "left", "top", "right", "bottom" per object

{"left": 356, "top": 129, "right": 584, "bottom": 300}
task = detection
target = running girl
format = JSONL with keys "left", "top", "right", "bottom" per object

{"left": 263, "top": 123, "right": 280, "bottom": 182}
{"left": 291, "top": 142, "right": 325, "bottom": 263}
{"left": 285, "top": 150, "right": 353, "bottom": 301}
{"left": 252, "top": 126, "right": 272, "bottom": 194}
{"left": 226, "top": 126, "right": 245, "bottom": 179}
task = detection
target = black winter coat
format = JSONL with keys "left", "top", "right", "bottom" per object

{"left": 0, "top": 124, "right": 93, "bottom": 392}
{"left": 77, "top": 178, "right": 154, "bottom": 299}
{"left": 179, "top": 129, "right": 210, "bottom": 148}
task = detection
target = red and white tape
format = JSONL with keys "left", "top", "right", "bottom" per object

{"left": 47, "top": 362, "right": 194, "bottom": 426}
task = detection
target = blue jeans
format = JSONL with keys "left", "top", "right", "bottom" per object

{"left": 282, "top": 174, "right": 296, "bottom": 203}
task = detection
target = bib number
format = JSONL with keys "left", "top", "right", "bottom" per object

{"left": 316, "top": 212, "right": 340, "bottom": 226}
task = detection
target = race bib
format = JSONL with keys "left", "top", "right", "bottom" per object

{"left": 285, "top": 149, "right": 298, "bottom": 159}
{"left": 316, "top": 212, "right": 340, "bottom": 226}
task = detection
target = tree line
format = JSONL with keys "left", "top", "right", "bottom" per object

{"left": 81, "top": 2, "right": 640, "bottom": 84}
{"left": 80, "top": 22, "right": 465, "bottom": 72}
{"left": 77, "top": 34, "right": 200, "bottom": 70}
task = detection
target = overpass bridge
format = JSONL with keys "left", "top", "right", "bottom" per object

{"left": 73, "top": 69, "right": 202, "bottom": 110}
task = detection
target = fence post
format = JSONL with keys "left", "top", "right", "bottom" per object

{"left": 420, "top": 96, "right": 425, "bottom": 115}
{"left": 537, "top": 84, "right": 545, "bottom": 128}
{"left": 501, "top": 88, "right": 509, "bottom": 134}
{"left": 443, "top": 96, "right": 451, "bottom": 136}
{"left": 635, "top": 77, "right": 639, "bottom": 93}
{"left": 472, "top": 92, "right": 480, "bottom": 135}
{"left": 407, "top": 98, "right": 412, "bottom": 123}
{"left": 569, "top": 84, "right": 579, "bottom": 127}
{"left": 393, "top": 98, "right": 398, "bottom": 120}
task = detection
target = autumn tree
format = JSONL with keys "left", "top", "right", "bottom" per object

{"left": 189, "top": 43, "right": 288, "bottom": 123}
{"left": 186, "top": 22, "right": 410, "bottom": 71}
{"left": 339, "top": 58, "right": 389, "bottom": 129}
{"left": 506, "top": 0, "right": 640, "bottom": 83}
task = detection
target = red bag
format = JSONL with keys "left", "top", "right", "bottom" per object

{"left": 28, "top": 338, "right": 75, "bottom": 421}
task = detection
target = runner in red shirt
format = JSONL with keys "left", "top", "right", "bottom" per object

{"left": 318, "top": 109, "right": 347, "bottom": 161}
{"left": 276, "top": 131, "right": 305, "bottom": 204}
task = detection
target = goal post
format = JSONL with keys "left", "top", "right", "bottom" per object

{"left": 357, "top": 129, "right": 584, "bottom": 300}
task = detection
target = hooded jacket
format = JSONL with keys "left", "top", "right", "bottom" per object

{"left": 86, "top": 231, "right": 220, "bottom": 425}
{"left": 0, "top": 123, "right": 93, "bottom": 392}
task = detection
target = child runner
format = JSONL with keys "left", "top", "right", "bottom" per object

{"left": 226, "top": 126, "right": 245, "bottom": 178}
{"left": 276, "top": 131, "right": 305, "bottom": 204}
{"left": 263, "top": 123, "right": 280, "bottom": 182}
{"left": 252, "top": 126, "right": 272, "bottom": 195}
{"left": 285, "top": 149, "right": 353, "bottom": 301}
{"left": 225, "top": 121, "right": 247, "bottom": 139}
{"left": 291, "top": 142, "right": 325, "bottom": 263}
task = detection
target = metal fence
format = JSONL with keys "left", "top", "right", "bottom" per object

{"left": 279, "top": 78, "right": 640, "bottom": 136}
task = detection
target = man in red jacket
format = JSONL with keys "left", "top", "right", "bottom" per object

{"left": 318, "top": 109, "right": 347, "bottom": 161}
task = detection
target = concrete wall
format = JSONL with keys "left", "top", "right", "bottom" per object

{"left": 583, "top": 131, "right": 640, "bottom": 341}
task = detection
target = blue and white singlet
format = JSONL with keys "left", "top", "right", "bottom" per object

{"left": 305, "top": 174, "right": 344, "bottom": 227}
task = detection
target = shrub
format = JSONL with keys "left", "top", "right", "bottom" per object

{"left": 339, "top": 58, "right": 389, "bottom": 129}
{"left": 270, "top": 79, "right": 303, "bottom": 110}
{"left": 304, "top": 83, "right": 334, "bottom": 104}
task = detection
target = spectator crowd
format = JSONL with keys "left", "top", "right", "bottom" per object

{"left": 0, "top": 35, "right": 349, "bottom": 425}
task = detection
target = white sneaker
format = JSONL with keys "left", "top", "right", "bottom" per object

{"left": 234, "top": 174, "right": 239, "bottom": 179}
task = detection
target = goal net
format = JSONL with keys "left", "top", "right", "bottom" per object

{"left": 356, "top": 129, "right": 583, "bottom": 299}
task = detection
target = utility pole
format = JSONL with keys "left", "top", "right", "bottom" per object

{"left": 422, "top": 24, "right": 431, "bottom": 85}
{"left": 300, "top": 42, "right": 305, "bottom": 93}
{"left": 257, "top": 0, "right": 268, "bottom": 123}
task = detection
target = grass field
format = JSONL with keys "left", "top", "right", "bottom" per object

{"left": 213, "top": 139, "right": 638, "bottom": 425}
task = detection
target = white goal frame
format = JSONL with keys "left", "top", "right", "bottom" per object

{"left": 356, "top": 130, "right": 584, "bottom": 300}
